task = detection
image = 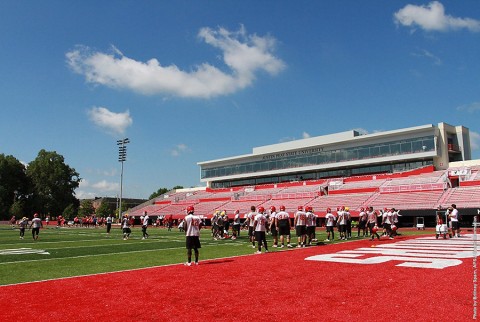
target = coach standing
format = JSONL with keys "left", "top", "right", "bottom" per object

{"left": 184, "top": 206, "right": 201, "bottom": 266}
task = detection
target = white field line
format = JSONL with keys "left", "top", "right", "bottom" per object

{"left": 0, "top": 247, "right": 258, "bottom": 288}
{"left": 0, "top": 236, "right": 184, "bottom": 248}
{"left": 0, "top": 240, "right": 246, "bottom": 266}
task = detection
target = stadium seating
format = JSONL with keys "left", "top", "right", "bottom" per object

{"left": 127, "top": 165, "right": 479, "bottom": 219}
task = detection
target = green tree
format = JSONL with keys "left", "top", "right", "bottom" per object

{"left": 148, "top": 187, "right": 169, "bottom": 200}
{"left": 148, "top": 186, "right": 184, "bottom": 200}
{"left": 63, "top": 203, "right": 78, "bottom": 220}
{"left": 26, "top": 150, "right": 80, "bottom": 217}
{"left": 10, "top": 200, "right": 27, "bottom": 218}
{"left": 0, "top": 154, "right": 29, "bottom": 220}
{"left": 78, "top": 199, "right": 94, "bottom": 218}
{"left": 96, "top": 201, "right": 112, "bottom": 218}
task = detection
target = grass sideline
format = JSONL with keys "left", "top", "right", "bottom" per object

{"left": 0, "top": 224, "right": 432, "bottom": 286}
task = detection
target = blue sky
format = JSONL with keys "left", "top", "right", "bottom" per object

{"left": 1, "top": 1, "right": 480, "bottom": 199}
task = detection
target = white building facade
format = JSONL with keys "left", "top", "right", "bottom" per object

{"left": 198, "top": 122, "right": 471, "bottom": 189}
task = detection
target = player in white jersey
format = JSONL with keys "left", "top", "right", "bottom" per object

{"left": 305, "top": 206, "right": 317, "bottom": 245}
{"left": 29, "top": 213, "right": 43, "bottom": 241}
{"left": 269, "top": 206, "right": 278, "bottom": 247}
{"left": 276, "top": 205, "right": 292, "bottom": 248}
{"left": 106, "top": 214, "right": 113, "bottom": 234}
{"left": 141, "top": 211, "right": 150, "bottom": 239}
{"left": 367, "top": 207, "right": 380, "bottom": 240}
{"left": 381, "top": 209, "right": 394, "bottom": 239}
{"left": 391, "top": 208, "right": 401, "bottom": 236}
{"left": 357, "top": 207, "right": 368, "bottom": 238}
{"left": 448, "top": 204, "right": 460, "bottom": 237}
{"left": 246, "top": 206, "right": 257, "bottom": 248}
{"left": 294, "top": 206, "right": 307, "bottom": 247}
{"left": 324, "top": 208, "right": 336, "bottom": 241}
{"left": 336, "top": 207, "right": 346, "bottom": 240}
{"left": 19, "top": 217, "right": 28, "bottom": 239}
{"left": 232, "top": 210, "right": 241, "bottom": 240}
{"left": 184, "top": 205, "right": 201, "bottom": 266}
{"left": 253, "top": 207, "right": 269, "bottom": 254}
{"left": 122, "top": 214, "right": 131, "bottom": 240}
{"left": 345, "top": 207, "right": 352, "bottom": 239}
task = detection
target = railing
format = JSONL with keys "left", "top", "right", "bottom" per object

{"left": 379, "top": 182, "right": 447, "bottom": 193}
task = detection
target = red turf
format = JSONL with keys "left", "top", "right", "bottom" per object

{"left": 0, "top": 235, "right": 477, "bottom": 321}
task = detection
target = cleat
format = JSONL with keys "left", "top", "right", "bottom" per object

{"left": 324, "top": 239, "right": 330, "bottom": 242}
{"left": 194, "top": 262, "right": 199, "bottom": 266}
{"left": 184, "top": 262, "right": 192, "bottom": 266}
{"left": 255, "top": 251, "right": 262, "bottom": 254}
{"left": 280, "top": 245, "right": 284, "bottom": 248}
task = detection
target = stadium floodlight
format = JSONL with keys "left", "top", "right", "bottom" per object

{"left": 116, "top": 138, "right": 130, "bottom": 220}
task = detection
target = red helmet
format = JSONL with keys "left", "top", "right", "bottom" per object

{"left": 305, "top": 206, "right": 312, "bottom": 212}
{"left": 235, "top": 209, "right": 239, "bottom": 214}
{"left": 186, "top": 206, "right": 194, "bottom": 214}
{"left": 280, "top": 205, "right": 286, "bottom": 211}
{"left": 298, "top": 206, "right": 303, "bottom": 211}
{"left": 270, "top": 206, "right": 276, "bottom": 212}
{"left": 258, "top": 206, "right": 265, "bottom": 213}
{"left": 360, "top": 207, "right": 365, "bottom": 211}
{"left": 326, "top": 207, "right": 331, "bottom": 212}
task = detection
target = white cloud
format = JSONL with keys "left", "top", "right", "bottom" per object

{"left": 457, "top": 102, "right": 480, "bottom": 113}
{"left": 87, "top": 106, "right": 132, "bottom": 136}
{"left": 66, "top": 26, "right": 285, "bottom": 99}
{"left": 302, "top": 132, "right": 311, "bottom": 139}
{"left": 79, "top": 179, "right": 89, "bottom": 188}
{"left": 171, "top": 143, "right": 189, "bottom": 157}
{"left": 412, "top": 49, "right": 442, "bottom": 65}
{"left": 394, "top": 1, "right": 480, "bottom": 32}
{"left": 75, "top": 190, "right": 97, "bottom": 199}
{"left": 470, "top": 131, "right": 480, "bottom": 151}
{"left": 92, "top": 180, "right": 120, "bottom": 192}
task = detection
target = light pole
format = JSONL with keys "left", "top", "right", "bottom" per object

{"left": 117, "top": 138, "right": 130, "bottom": 221}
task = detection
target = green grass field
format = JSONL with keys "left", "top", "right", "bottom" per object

{"left": 0, "top": 224, "right": 431, "bottom": 286}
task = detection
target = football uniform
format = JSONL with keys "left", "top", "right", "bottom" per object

{"left": 185, "top": 213, "right": 202, "bottom": 250}
{"left": 276, "top": 211, "right": 291, "bottom": 236}
{"left": 294, "top": 211, "right": 307, "bottom": 237}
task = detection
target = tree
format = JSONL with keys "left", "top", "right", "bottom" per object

{"left": 148, "top": 186, "right": 184, "bottom": 200}
{"left": 63, "top": 203, "right": 78, "bottom": 220}
{"left": 26, "top": 150, "right": 80, "bottom": 217}
{"left": 148, "top": 187, "right": 169, "bottom": 200}
{"left": 0, "top": 154, "right": 29, "bottom": 220}
{"left": 96, "top": 201, "right": 113, "bottom": 218}
{"left": 78, "top": 199, "right": 94, "bottom": 218}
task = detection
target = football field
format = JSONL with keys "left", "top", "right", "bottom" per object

{"left": 0, "top": 225, "right": 478, "bottom": 321}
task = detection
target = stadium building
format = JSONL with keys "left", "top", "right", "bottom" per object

{"left": 128, "top": 122, "right": 479, "bottom": 228}
{"left": 198, "top": 122, "right": 471, "bottom": 188}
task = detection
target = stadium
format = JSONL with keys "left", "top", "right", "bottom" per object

{"left": 3, "top": 121, "right": 477, "bottom": 321}
{"left": 128, "top": 122, "right": 479, "bottom": 227}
